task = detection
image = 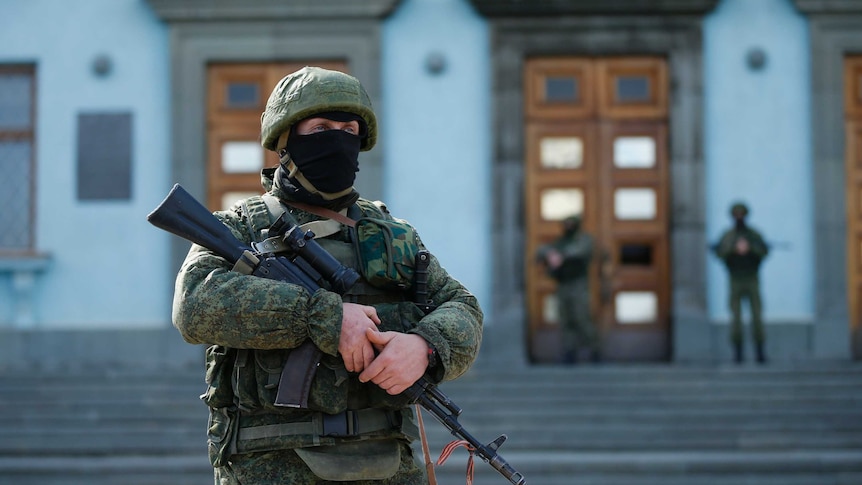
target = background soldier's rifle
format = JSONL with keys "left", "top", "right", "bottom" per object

{"left": 147, "top": 184, "right": 526, "bottom": 485}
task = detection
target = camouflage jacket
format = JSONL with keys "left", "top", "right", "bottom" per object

{"left": 171, "top": 175, "right": 484, "bottom": 410}
{"left": 715, "top": 225, "right": 769, "bottom": 279}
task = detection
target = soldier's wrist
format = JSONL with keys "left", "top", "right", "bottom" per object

{"left": 426, "top": 343, "right": 439, "bottom": 369}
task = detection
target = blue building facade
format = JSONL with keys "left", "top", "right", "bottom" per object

{"left": 0, "top": 0, "right": 858, "bottom": 369}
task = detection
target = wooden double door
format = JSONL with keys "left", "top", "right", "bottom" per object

{"left": 524, "top": 57, "right": 671, "bottom": 362}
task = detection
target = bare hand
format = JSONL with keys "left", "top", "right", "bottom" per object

{"left": 339, "top": 303, "right": 381, "bottom": 373}
{"left": 359, "top": 329, "right": 429, "bottom": 395}
{"left": 545, "top": 249, "right": 563, "bottom": 269}
{"left": 735, "top": 238, "right": 750, "bottom": 255}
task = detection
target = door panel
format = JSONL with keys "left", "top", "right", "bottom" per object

{"left": 525, "top": 57, "right": 670, "bottom": 363}
{"left": 845, "top": 56, "right": 862, "bottom": 359}
{"left": 206, "top": 61, "right": 347, "bottom": 211}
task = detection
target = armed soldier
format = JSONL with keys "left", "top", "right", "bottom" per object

{"left": 171, "top": 66, "right": 483, "bottom": 484}
{"left": 537, "top": 215, "right": 600, "bottom": 364}
{"left": 714, "top": 202, "right": 769, "bottom": 364}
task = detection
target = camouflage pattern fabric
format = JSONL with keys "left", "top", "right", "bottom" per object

{"left": 539, "top": 229, "right": 597, "bottom": 356}
{"left": 260, "top": 67, "right": 377, "bottom": 152}
{"left": 353, "top": 216, "right": 419, "bottom": 291}
{"left": 173, "top": 191, "right": 482, "bottom": 380}
{"left": 557, "top": 278, "right": 599, "bottom": 353}
{"left": 729, "top": 277, "right": 764, "bottom": 346}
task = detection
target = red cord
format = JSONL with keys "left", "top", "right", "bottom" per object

{"left": 437, "top": 439, "right": 476, "bottom": 485}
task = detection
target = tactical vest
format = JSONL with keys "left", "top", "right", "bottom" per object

{"left": 203, "top": 194, "right": 421, "bottom": 468}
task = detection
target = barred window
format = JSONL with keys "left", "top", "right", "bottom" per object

{"left": 0, "top": 65, "right": 36, "bottom": 253}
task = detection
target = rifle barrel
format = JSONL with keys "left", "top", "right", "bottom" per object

{"left": 411, "top": 380, "right": 527, "bottom": 485}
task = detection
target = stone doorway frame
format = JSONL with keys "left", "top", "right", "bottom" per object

{"left": 793, "top": 0, "right": 862, "bottom": 359}
{"left": 468, "top": 0, "right": 720, "bottom": 364}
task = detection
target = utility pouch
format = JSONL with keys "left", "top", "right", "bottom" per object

{"left": 207, "top": 406, "right": 238, "bottom": 467}
{"left": 353, "top": 217, "right": 420, "bottom": 291}
{"left": 295, "top": 439, "right": 402, "bottom": 481}
{"left": 201, "top": 345, "right": 236, "bottom": 409}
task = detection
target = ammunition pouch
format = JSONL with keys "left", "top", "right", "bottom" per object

{"left": 207, "top": 406, "right": 237, "bottom": 467}
{"left": 235, "top": 348, "right": 349, "bottom": 415}
{"left": 353, "top": 217, "right": 420, "bottom": 291}
{"left": 201, "top": 345, "right": 237, "bottom": 409}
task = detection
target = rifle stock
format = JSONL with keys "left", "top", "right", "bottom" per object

{"left": 147, "top": 184, "right": 248, "bottom": 264}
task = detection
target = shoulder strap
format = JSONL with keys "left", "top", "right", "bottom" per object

{"left": 284, "top": 199, "right": 394, "bottom": 225}
{"left": 283, "top": 200, "right": 356, "bottom": 227}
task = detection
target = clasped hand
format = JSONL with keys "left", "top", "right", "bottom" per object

{"left": 339, "top": 302, "right": 430, "bottom": 395}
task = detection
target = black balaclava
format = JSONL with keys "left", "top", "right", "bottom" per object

{"left": 274, "top": 112, "right": 366, "bottom": 210}
{"left": 563, "top": 216, "right": 581, "bottom": 236}
{"left": 286, "top": 129, "right": 360, "bottom": 193}
{"left": 282, "top": 111, "right": 366, "bottom": 195}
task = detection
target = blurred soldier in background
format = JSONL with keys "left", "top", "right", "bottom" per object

{"left": 537, "top": 215, "right": 600, "bottom": 364}
{"left": 714, "top": 202, "right": 769, "bottom": 364}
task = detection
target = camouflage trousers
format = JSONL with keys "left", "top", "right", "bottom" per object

{"left": 557, "top": 278, "right": 599, "bottom": 354}
{"left": 214, "top": 441, "right": 426, "bottom": 485}
{"left": 729, "top": 276, "right": 764, "bottom": 345}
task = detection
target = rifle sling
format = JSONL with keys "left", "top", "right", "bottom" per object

{"left": 274, "top": 340, "right": 323, "bottom": 409}
{"left": 283, "top": 200, "right": 356, "bottom": 228}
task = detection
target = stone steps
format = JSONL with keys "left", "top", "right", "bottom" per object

{"left": 1, "top": 363, "right": 860, "bottom": 484}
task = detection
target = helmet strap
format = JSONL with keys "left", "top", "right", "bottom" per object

{"left": 275, "top": 130, "right": 291, "bottom": 154}
{"left": 280, "top": 158, "right": 354, "bottom": 201}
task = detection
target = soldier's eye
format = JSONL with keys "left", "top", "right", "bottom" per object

{"left": 343, "top": 122, "right": 360, "bottom": 135}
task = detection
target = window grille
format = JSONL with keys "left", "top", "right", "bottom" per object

{"left": 0, "top": 65, "right": 35, "bottom": 253}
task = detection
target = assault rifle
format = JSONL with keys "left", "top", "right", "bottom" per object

{"left": 147, "top": 184, "right": 526, "bottom": 485}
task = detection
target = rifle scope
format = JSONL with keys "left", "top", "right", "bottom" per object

{"left": 263, "top": 212, "right": 359, "bottom": 295}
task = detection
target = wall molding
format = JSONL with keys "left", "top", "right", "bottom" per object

{"left": 468, "top": 0, "right": 719, "bottom": 17}
{"left": 793, "top": 0, "right": 862, "bottom": 14}
{"left": 146, "top": 0, "right": 401, "bottom": 21}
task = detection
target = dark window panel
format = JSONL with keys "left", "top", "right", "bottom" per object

{"left": 615, "top": 76, "right": 650, "bottom": 102}
{"left": 620, "top": 243, "right": 653, "bottom": 266}
{"left": 0, "top": 73, "right": 32, "bottom": 130}
{"left": 226, "top": 82, "right": 260, "bottom": 108}
{"left": 0, "top": 141, "right": 32, "bottom": 249}
{"left": 545, "top": 77, "right": 578, "bottom": 102}
{"left": 77, "top": 112, "right": 132, "bottom": 201}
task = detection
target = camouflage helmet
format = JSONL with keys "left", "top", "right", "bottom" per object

{"left": 562, "top": 214, "right": 582, "bottom": 232}
{"left": 730, "top": 202, "right": 749, "bottom": 217}
{"left": 260, "top": 66, "right": 377, "bottom": 152}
